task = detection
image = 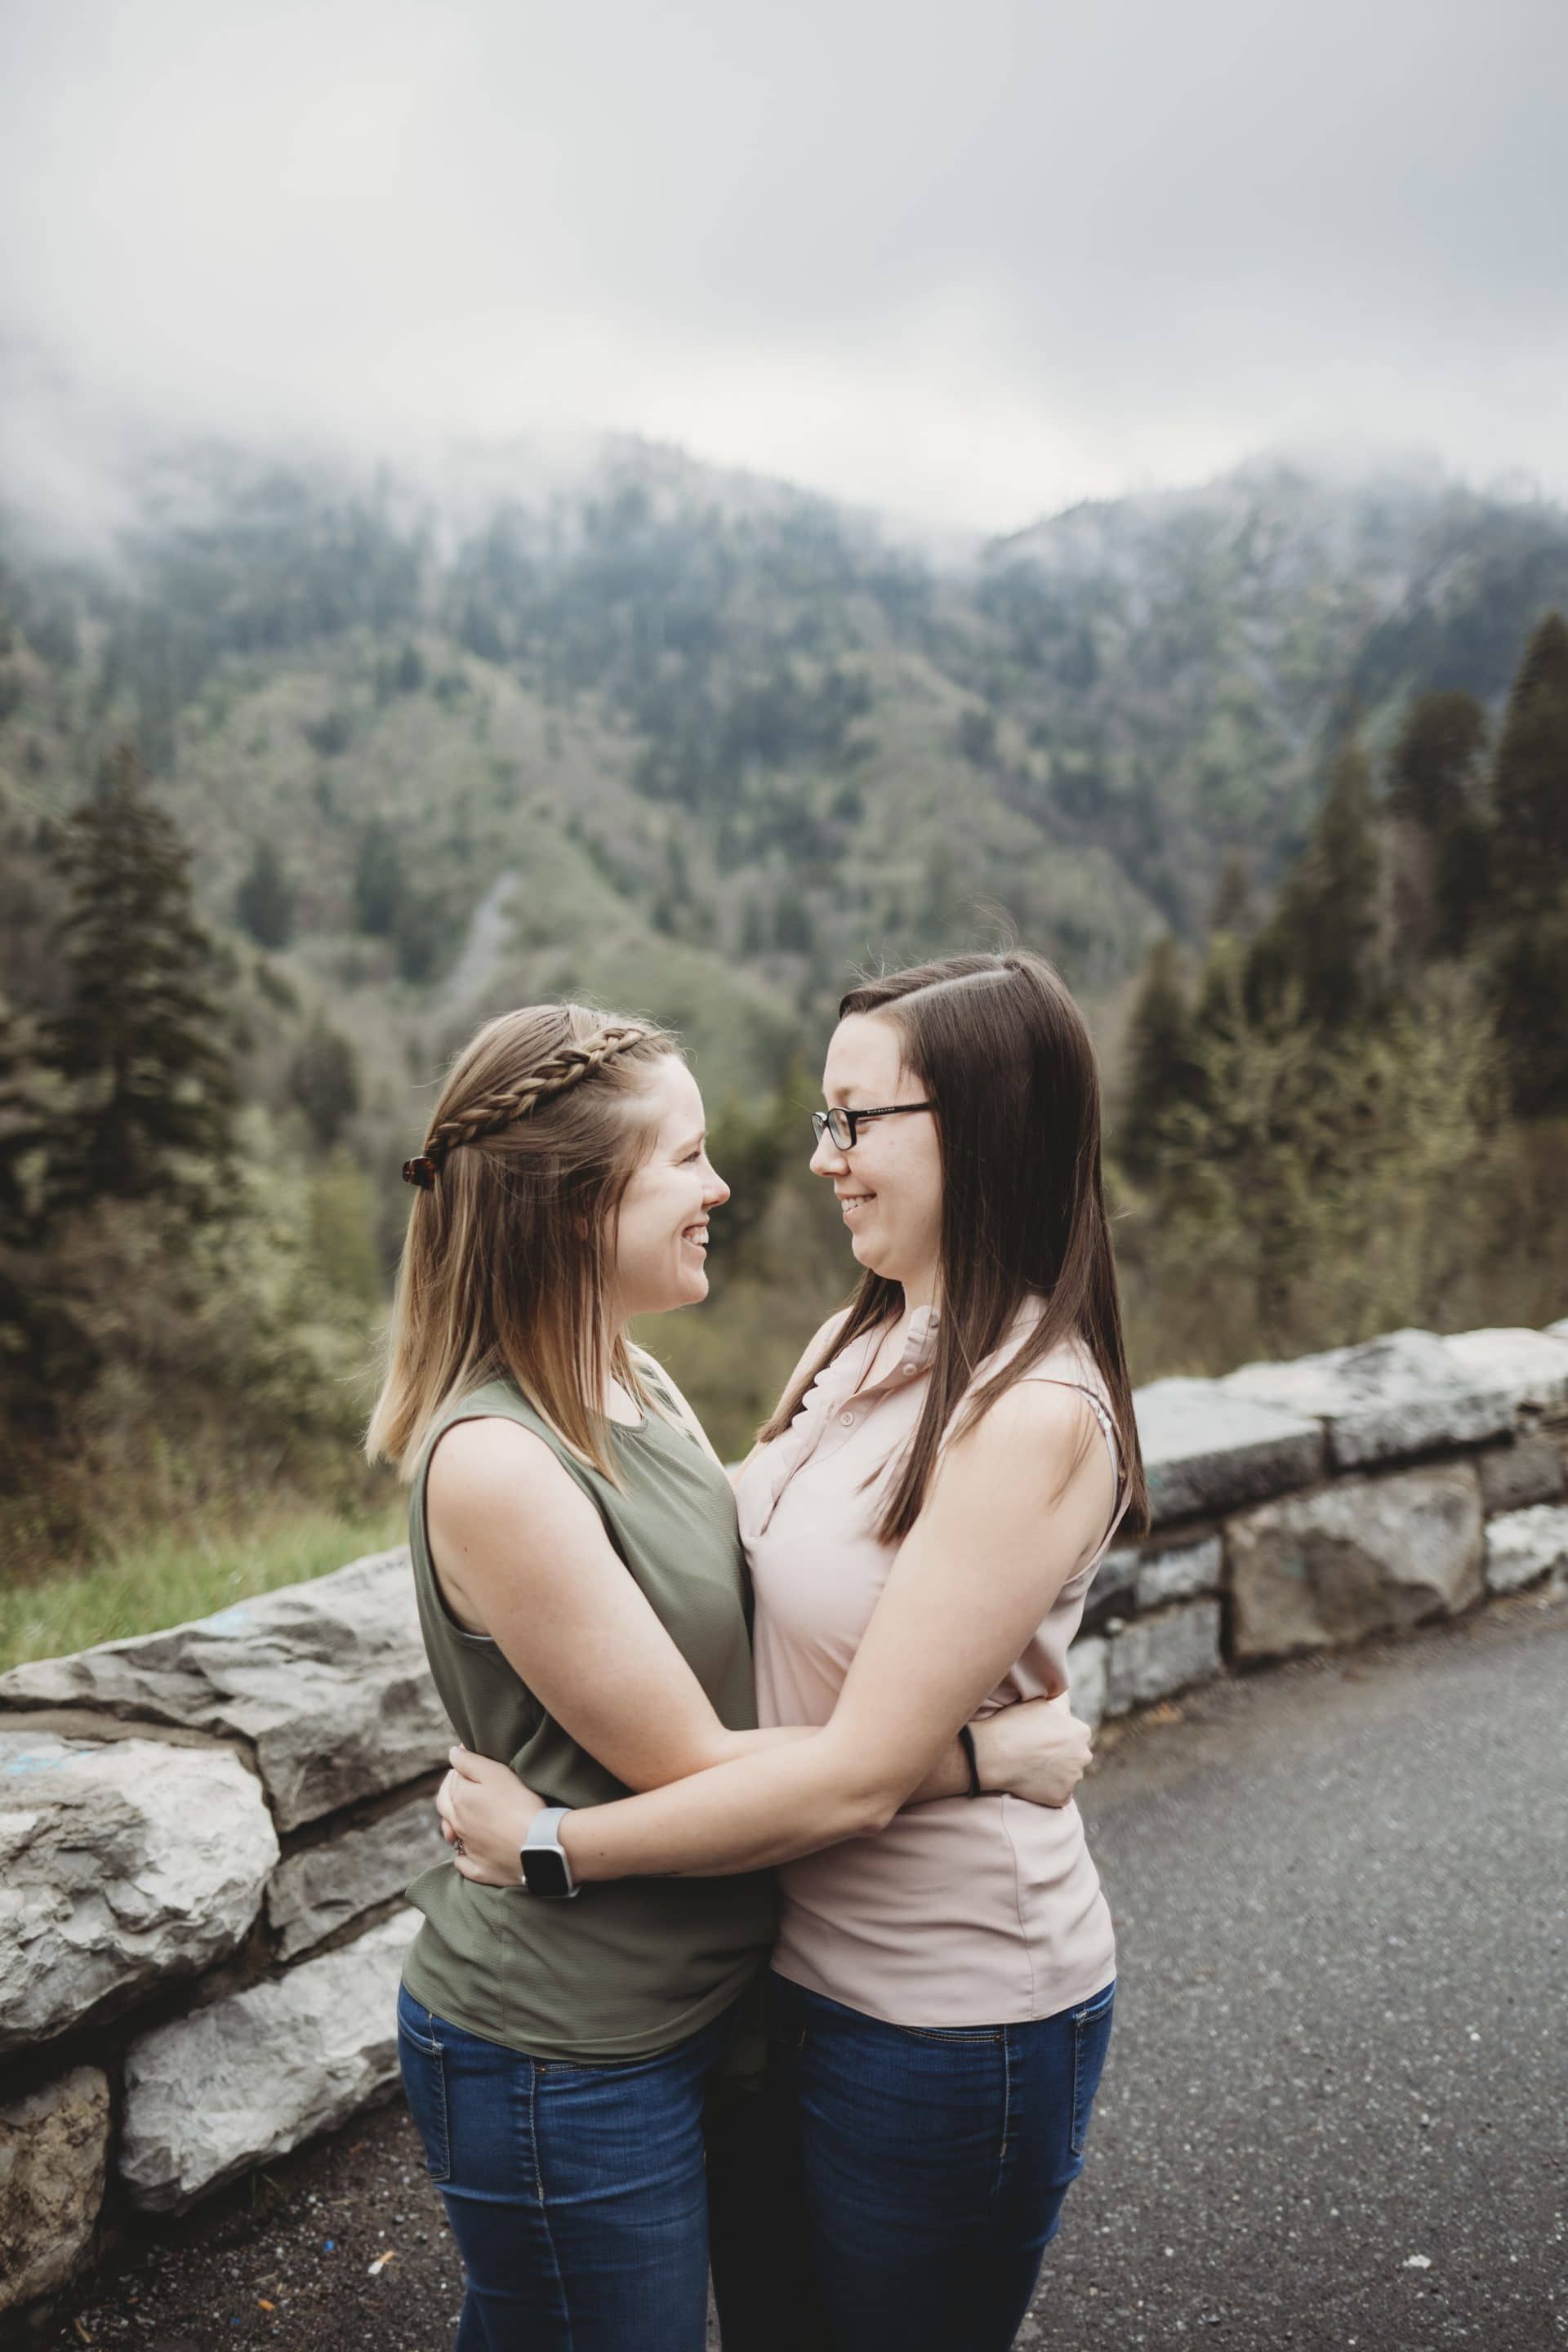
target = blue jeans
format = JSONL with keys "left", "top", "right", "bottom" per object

{"left": 768, "top": 1971, "right": 1116, "bottom": 2352}
{"left": 398, "top": 1985, "right": 709, "bottom": 2350}
{"left": 397, "top": 1983, "right": 807, "bottom": 2352}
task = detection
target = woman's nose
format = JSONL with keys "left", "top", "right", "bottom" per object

{"left": 810, "top": 1132, "right": 847, "bottom": 1178}
{"left": 703, "top": 1163, "right": 731, "bottom": 1207}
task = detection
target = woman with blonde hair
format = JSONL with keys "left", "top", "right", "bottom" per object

{"left": 440, "top": 951, "right": 1148, "bottom": 2352}
{"left": 368, "top": 996, "right": 1091, "bottom": 2352}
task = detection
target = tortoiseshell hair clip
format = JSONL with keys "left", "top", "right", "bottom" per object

{"left": 402, "top": 1154, "right": 439, "bottom": 1190}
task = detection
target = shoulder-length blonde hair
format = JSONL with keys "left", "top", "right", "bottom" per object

{"left": 367, "top": 1003, "right": 679, "bottom": 1481}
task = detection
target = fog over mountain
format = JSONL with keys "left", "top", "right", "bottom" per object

{"left": 2, "top": 0, "right": 1565, "bottom": 531}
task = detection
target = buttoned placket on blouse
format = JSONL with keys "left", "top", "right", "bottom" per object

{"left": 751, "top": 1306, "right": 939, "bottom": 1535}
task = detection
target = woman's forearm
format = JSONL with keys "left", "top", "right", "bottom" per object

{"left": 714, "top": 1723, "right": 971, "bottom": 1804}
{"left": 563, "top": 1723, "right": 893, "bottom": 1882}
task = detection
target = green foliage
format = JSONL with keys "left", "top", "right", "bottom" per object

{"left": 287, "top": 1018, "right": 363, "bottom": 1150}
{"left": 1118, "top": 937, "right": 1204, "bottom": 1183}
{"left": 0, "top": 1494, "right": 403, "bottom": 1673}
{"left": 1482, "top": 612, "right": 1568, "bottom": 1111}
{"left": 1132, "top": 952, "right": 1499, "bottom": 1354}
{"left": 1387, "top": 689, "right": 1486, "bottom": 831}
{"left": 1489, "top": 907, "right": 1568, "bottom": 1118}
{"left": 235, "top": 835, "right": 296, "bottom": 948}
{"left": 48, "top": 747, "right": 238, "bottom": 1217}
{"left": 353, "top": 817, "right": 404, "bottom": 936}
{"left": 1482, "top": 611, "right": 1568, "bottom": 918}
{"left": 1248, "top": 738, "right": 1383, "bottom": 1031}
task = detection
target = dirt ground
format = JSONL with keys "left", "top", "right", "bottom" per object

{"left": 51, "top": 2099, "right": 466, "bottom": 2352}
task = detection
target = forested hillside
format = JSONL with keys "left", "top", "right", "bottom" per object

{"left": 2, "top": 413, "right": 1566, "bottom": 1618}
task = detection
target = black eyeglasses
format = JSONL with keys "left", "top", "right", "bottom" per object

{"left": 811, "top": 1102, "right": 935, "bottom": 1151}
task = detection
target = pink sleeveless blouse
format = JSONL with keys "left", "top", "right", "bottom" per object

{"left": 735, "top": 1301, "right": 1126, "bottom": 2029}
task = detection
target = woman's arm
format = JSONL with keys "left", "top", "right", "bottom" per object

{"left": 422, "top": 1410, "right": 1060, "bottom": 1818}
{"left": 443, "top": 1382, "right": 1111, "bottom": 1882}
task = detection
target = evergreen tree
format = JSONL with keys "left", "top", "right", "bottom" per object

{"left": 1387, "top": 690, "right": 1486, "bottom": 831}
{"left": 235, "top": 836, "right": 296, "bottom": 949}
{"left": 287, "top": 1019, "right": 363, "bottom": 1151}
{"left": 353, "top": 819, "right": 404, "bottom": 936}
{"left": 1209, "top": 849, "right": 1257, "bottom": 938}
{"left": 48, "top": 747, "right": 236, "bottom": 1214}
{"left": 1487, "top": 613, "right": 1568, "bottom": 1111}
{"left": 1490, "top": 909, "right": 1568, "bottom": 1118}
{"left": 1119, "top": 937, "right": 1203, "bottom": 1183}
{"left": 1490, "top": 611, "right": 1568, "bottom": 919}
{"left": 1249, "top": 738, "right": 1382, "bottom": 1032}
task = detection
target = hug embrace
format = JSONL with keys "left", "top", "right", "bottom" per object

{"left": 366, "top": 948, "right": 1151, "bottom": 2352}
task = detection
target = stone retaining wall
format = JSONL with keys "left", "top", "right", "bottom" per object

{"left": 4, "top": 1320, "right": 1568, "bottom": 2323}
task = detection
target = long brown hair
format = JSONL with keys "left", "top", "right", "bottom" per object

{"left": 760, "top": 950, "right": 1149, "bottom": 1542}
{"left": 366, "top": 1004, "right": 679, "bottom": 1481}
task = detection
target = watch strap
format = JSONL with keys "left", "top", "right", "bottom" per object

{"left": 520, "top": 1806, "right": 577, "bottom": 1897}
{"left": 957, "top": 1724, "right": 983, "bottom": 1799}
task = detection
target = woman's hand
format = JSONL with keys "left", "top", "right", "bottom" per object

{"left": 435, "top": 1745, "right": 546, "bottom": 1886}
{"left": 973, "top": 1693, "right": 1094, "bottom": 1808}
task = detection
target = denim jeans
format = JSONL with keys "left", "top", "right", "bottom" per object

{"left": 396, "top": 1982, "right": 808, "bottom": 2352}
{"left": 768, "top": 1970, "right": 1117, "bottom": 2352}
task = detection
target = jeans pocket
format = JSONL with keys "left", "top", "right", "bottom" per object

{"left": 1068, "top": 1981, "right": 1115, "bottom": 2162}
{"left": 397, "top": 1993, "right": 452, "bottom": 2182}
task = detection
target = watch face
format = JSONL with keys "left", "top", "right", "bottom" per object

{"left": 520, "top": 1842, "right": 572, "bottom": 1900}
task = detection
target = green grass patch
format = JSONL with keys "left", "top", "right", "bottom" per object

{"left": 0, "top": 1497, "right": 408, "bottom": 1675}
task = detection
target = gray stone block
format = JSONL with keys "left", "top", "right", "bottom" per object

{"left": 0, "top": 2066, "right": 110, "bottom": 2313}
{"left": 1134, "top": 1379, "right": 1323, "bottom": 1525}
{"left": 1066, "top": 1635, "right": 1107, "bottom": 1732}
{"left": 1104, "top": 1601, "right": 1222, "bottom": 1715}
{"left": 267, "top": 1796, "right": 448, "bottom": 1962}
{"left": 1134, "top": 1536, "right": 1223, "bottom": 1612}
{"left": 1080, "top": 1544, "right": 1138, "bottom": 1633}
{"left": 1442, "top": 1326, "right": 1568, "bottom": 1415}
{"left": 0, "top": 1550, "right": 452, "bottom": 1831}
{"left": 1226, "top": 1463, "right": 1484, "bottom": 1662}
{"left": 1221, "top": 1329, "right": 1512, "bottom": 1471}
{"left": 0, "top": 1735, "right": 278, "bottom": 2054}
{"left": 119, "top": 1910, "right": 420, "bottom": 2212}
{"left": 1485, "top": 1503, "right": 1568, "bottom": 1596}
{"left": 1477, "top": 1432, "right": 1566, "bottom": 1517}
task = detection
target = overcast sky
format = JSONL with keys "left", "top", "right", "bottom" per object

{"left": 2, "top": 0, "right": 1564, "bottom": 532}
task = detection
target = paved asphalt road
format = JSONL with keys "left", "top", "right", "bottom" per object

{"left": 1040, "top": 1584, "right": 1568, "bottom": 2352}
{"left": 52, "top": 1587, "right": 1566, "bottom": 2352}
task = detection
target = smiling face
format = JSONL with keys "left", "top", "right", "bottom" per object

{"left": 811, "top": 1012, "right": 943, "bottom": 1304}
{"left": 610, "top": 1055, "right": 730, "bottom": 1320}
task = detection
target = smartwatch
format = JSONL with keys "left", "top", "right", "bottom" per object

{"left": 519, "top": 1806, "right": 579, "bottom": 1900}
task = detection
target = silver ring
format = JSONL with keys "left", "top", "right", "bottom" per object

{"left": 453, "top": 1836, "right": 466, "bottom": 1856}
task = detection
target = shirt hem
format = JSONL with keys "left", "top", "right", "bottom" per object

{"left": 399, "top": 1944, "right": 763, "bottom": 2065}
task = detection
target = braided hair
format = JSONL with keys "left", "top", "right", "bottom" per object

{"left": 403, "top": 1024, "right": 649, "bottom": 1187}
{"left": 369, "top": 1002, "right": 681, "bottom": 1481}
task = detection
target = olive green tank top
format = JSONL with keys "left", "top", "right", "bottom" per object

{"left": 400, "top": 1366, "right": 775, "bottom": 2060}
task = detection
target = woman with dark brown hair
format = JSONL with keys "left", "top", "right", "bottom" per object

{"left": 369, "top": 995, "right": 1093, "bottom": 2352}
{"left": 443, "top": 952, "right": 1148, "bottom": 2352}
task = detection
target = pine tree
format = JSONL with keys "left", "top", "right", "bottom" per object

{"left": 1490, "top": 612, "right": 1568, "bottom": 920}
{"left": 1209, "top": 849, "right": 1257, "bottom": 938}
{"left": 49, "top": 746, "right": 237, "bottom": 1213}
{"left": 235, "top": 837, "right": 296, "bottom": 949}
{"left": 353, "top": 819, "right": 404, "bottom": 937}
{"left": 287, "top": 1019, "right": 362, "bottom": 1151}
{"left": 1120, "top": 937, "right": 1203, "bottom": 1183}
{"left": 1387, "top": 691, "right": 1486, "bottom": 831}
{"left": 1249, "top": 738, "right": 1382, "bottom": 1031}
{"left": 1488, "top": 613, "right": 1568, "bottom": 1111}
